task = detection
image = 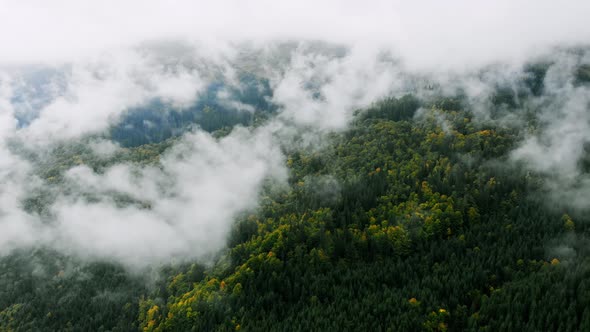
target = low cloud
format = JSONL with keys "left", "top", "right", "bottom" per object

{"left": 15, "top": 49, "right": 205, "bottom": 144}
{"left": 511, "top": 50, "right": 590, "bottom": 211}
{"left": 2, "top": 126, "right": 286, "bottom": 267}
{"left": 0, "top": 1, "right": 589, "bottom": 268}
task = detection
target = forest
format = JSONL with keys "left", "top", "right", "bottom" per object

{"left": 2, "top": 1, "right": 590, "bottom": 331}
{"left": 1, "top": 61, "right": 589, "bottom": 331}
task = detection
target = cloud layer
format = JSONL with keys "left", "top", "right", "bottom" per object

{"left": 0, "top": 1, "right": 589, "bottom": 267}
{"left": 0, "top": 41, "right": 408, "bottom": 267}
{"left": 2, "top": 1, "right": 590, "bottom": 69}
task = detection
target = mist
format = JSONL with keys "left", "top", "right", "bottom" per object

{"left": 0, "top": 1, "right": 589, "bottom": 268}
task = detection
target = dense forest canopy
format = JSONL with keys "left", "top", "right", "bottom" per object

{"left": 1, "top": 1, "right": 590, "bottom": 331}
{"left": 2, "top": 48, "right": 590, "bottom": 331}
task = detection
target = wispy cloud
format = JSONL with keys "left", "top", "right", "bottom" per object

{"left": 0, "top": 1, "right": 589, "bottom": 267}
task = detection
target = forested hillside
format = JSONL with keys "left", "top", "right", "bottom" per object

{"left": 2, "top": 87, "right": 588, "bottom": 331}
{"left": 111, "top": 73, "right": 276, "bottom": 147}
{"left": 134, "top": 96, "right": 590, "bottom": 331}
{"left": 2, "top": 1, "right": 590, "bottom": 331}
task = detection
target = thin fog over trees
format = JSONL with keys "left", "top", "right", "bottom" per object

{"left": 0, "top": 1, "right": 590, "bottom": 331}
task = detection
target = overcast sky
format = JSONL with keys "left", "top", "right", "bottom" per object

{"left": 1, "top": 0, "right": 590, "bottom": 69}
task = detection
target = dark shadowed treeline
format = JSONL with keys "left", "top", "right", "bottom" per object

{"left": 111, "top": 74, "right": 276, "bottom": 147}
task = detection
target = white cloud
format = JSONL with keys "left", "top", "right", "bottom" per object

{"left": 88, "top": 139, "right": 121, "bottom": 158}
{"left": 29, "top": 126, "right": 286, "bottom": 267}
{"left": 273, "top": 44, "right": 402, "bottom": 130}
{"left": 0, "top": 1, "right": 588, "bottom": 267}
{"left": 510, "top": 51, "right": 590, "bottom": 210}
{"left": 0, "top": 1, "right": 589, "bottom": 70}
{"left": 9, "top": 48, "right": 205, "bottom": 144}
